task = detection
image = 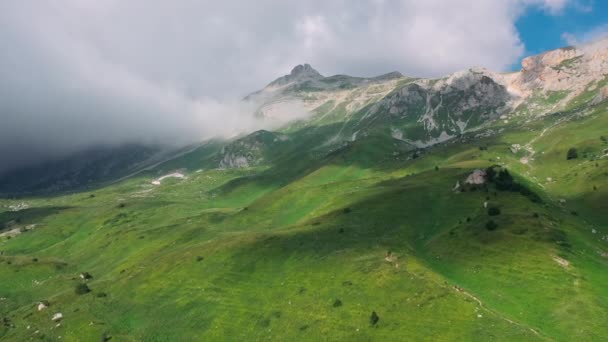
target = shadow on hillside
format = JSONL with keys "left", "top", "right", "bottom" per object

{"left": 221, "top": 165, "right": 578, "bottom": 272}
{"left": 224, "top": 170, "right": 461, "bottom": 257}
{"left": 0, "top": 206, "right": 70, "bottom": 231}
{"left": 210, "top": 121, "right": 510, "bottom": 199}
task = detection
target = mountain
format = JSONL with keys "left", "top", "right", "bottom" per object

{"left": 1, "top": 40, "right": 608, "bottom": 341}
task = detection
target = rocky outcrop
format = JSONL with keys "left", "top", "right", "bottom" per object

{"left": 591, "top": 85, "right": 608, "bottom": 105}
{"left": 508, "top": 39, "right": 608, "bottom": 106}
{"left": 268, "top": 64, "right": 324, "bottom": 87}
{"left": 218, "top": 130, "right": 279, "bottom": 169}
{"left": 465, "top": 169, "right": 487, "bottom": 185}
{"left": 247, "top": 38, "right": 608, "bottom": 153}
{"left": 369, "top": 68, "right": 512, "bottom": 144}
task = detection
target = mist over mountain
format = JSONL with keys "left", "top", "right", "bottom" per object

{"left": 0, "top": 0, "right": 588, "bottom": 174}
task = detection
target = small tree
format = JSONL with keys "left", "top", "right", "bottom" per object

{"left": 485, "top": 166, "right": 497, "bottom": 183}
{"left": 567, "top": 148, "right": 578, "bottom": 160}
{"left": 370, "top": 311, "right": 380, "bottom": 326}
{"left": 495, "top": 169, "right": 515, "bottom": 191}
{"left": 485, "top": 220, "right": 498, "bottom": 231}
{"left": 75, "top": 283, "right": 91, "bottom": 295}
{"left": 488, "top": 207, "right": 501, "bottom": 216}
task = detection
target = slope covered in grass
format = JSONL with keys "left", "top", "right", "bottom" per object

{"left": 2, "top": 103, "right": 608, "bottom": 340}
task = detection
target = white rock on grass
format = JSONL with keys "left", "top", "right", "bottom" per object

{"left": 465, "top": 169, "right": 487, "bottom": 185}
{"left": 52, "top": 313, "right": 63, "bottom": 322}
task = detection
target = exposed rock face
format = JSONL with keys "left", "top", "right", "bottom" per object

{"left": 247, "top": 38, "right": 608, "bottom": 151}
{"left": 508, "top": 39, "right": 608, "bottom": 105}
{"left": 371, "top": 71, "right": 404, "bottom": 81}
{"left": 218, "top": 130, "right": 279, "bottom": 169}
{"left": 592, "top": 85, "right": 608, "bottom": 105}
{"left": 220, "top": 154, "right": 250, "bottom": 168}
{"left": 465, "top": 169, "right": 487, "bottom": 185}
{"left": 268, "top": 64, "right": 324, "bottom": 87}
{"left": 370, "top": 68, "right": 512, "bottom": 144}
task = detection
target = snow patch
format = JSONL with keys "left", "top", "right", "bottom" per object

{"left": 151, "top": 172, "right": 186, "bottom": 185}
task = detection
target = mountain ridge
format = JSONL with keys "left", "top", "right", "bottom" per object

{"left": 1, "top": 38, "right": 607, "bottom": 193}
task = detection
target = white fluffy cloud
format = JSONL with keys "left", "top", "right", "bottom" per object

{"left": 0, "top": 0, "right": 576, "bottom": 172}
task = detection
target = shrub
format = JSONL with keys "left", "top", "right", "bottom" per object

{"left": 485, "top": 220, "right": 498, "bottom": 231}
{"left": 333, "top": 299, "right": 343, "bottom": 308}
{"left": 567, "top": 148, "right": 578, "bottom": 160}
{"left": 485, "top": 166, "right": 497, "bottom": 183}
{"left": 488, "top": 207, "right": 501, "bottom": 216}
{"left": 343, "top": 208, "right": 352, "bottom": 214}
{"left": 96, "top": 292, "right": 108, "bottom": 298}
{"left": 435, "top": 166, "right": 439, "bottom": 171}
{"left": 495, "top": 169, "right": 515, "bottom": 191}
{"left": 75, "top": 283, "right": 91, "bottom": 295}
{"left": 80, "top": 272, "right": 93, "bottom": 280}
{"left": 370, "top": 311, "right": 380, "bottom": 326}
{"left": 196, "top": 256, "right": 204, "bottom": 262}
{"left": 486, "top": 166, "right": 542, "bottom": 203}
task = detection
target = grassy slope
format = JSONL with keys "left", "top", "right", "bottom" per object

{"left": 1, "top": 100, "right": 608, "bottom": 340}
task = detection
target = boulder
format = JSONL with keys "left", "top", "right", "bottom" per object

{"left": 465, "top": 169, "right": 487, "bottom": 185}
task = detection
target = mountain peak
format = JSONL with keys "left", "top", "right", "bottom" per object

{"left": 267, "top": 64, "right": 324, "bottom": 87}
{"left": 289, "top": 64, "right": 322, "bottom": 77}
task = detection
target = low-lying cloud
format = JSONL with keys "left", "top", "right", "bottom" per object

{"left": 0, "top": 0, "right": 582, "bottom": 173}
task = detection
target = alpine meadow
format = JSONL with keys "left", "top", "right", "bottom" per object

{"left": 1, "top": 2, "right": 608, "bottom": 341}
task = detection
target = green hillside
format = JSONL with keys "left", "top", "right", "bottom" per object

{"left": 1, "top": 43, "right": 608, "bottom": 341}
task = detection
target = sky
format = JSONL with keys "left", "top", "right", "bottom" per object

{"left": 0, "top": 0, "right": 607, "bottom": 174}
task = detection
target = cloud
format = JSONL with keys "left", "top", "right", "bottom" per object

{"left": 0, "top": 0, "right": 578, "bottom": 173}
{"left": 562, "top": 24, "right": 608, "bottom": 46}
